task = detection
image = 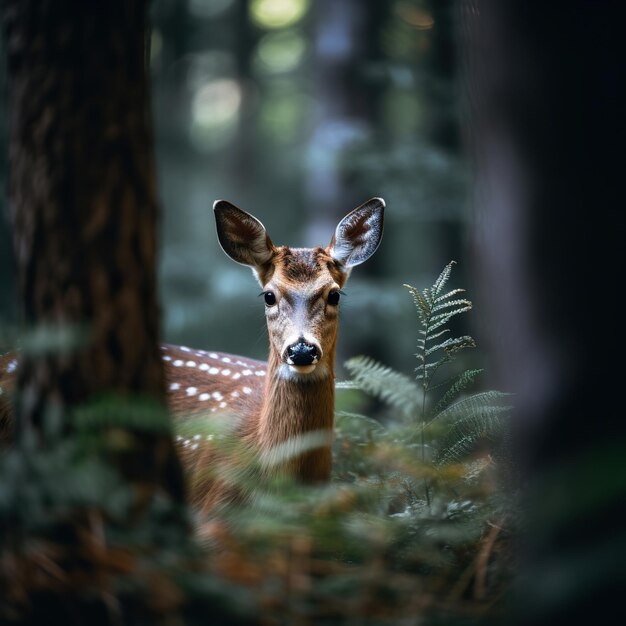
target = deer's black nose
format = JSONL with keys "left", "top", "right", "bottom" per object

{"left": 287, "top": 341, "right": 319, "bottom": 366}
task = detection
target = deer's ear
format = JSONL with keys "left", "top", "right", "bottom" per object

{"left": 328, "top": 198, "right": 385, "bottom": 269}
{"left": 213, "top": 200, "right": 275, "bottom": 269}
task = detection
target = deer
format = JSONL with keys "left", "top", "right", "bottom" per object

{"left": 0, "top": 198, "right": 385, "bottom": 513}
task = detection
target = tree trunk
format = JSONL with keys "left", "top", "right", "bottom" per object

{"left": 461, "top": 0, "right": 624, "bottom": 623}
{"left": 1, "top": 2, "right": 189, "bottom": 621}
{"left": 2, "top": 0, "right": 183, "bottom": 500}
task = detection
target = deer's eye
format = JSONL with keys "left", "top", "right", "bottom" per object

{"left": 327, "top": 290, "right": 340, "bottom": 306}
{"left": 264, "top": 291, "right": 276, "bottom": 306}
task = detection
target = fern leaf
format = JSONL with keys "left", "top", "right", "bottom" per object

{"left": 436, "top": 434, "right": 488, "bottom": 467}
{"left": 433, "top": 391, "right": 511, "bottom": 424}
{"left": 404, "top": 284, "right": 431, "bottom": 322}
{"left": 346, "top": 356, "right": 423, "bottom": 417}
{"left": 436, "top": 405, "right": 507, "bottom": 465}
{"left": 429, "top": 304, "right": 473, "bottom": 324}
{"left": 432, "top": 261, "right": 456, "bottom": 296}
{"left": 335, "top": 380, "right": 360, "bottom": 390}
{"left": 419, "top": 328, "right": 450, "bottom": 341}
{"left": 425, "top": 336, "right": 475, "bottom": 357}
{"left": 427, "top": 305, "right": 472, "bottom": 333}
{"left": 434, "top": 288, "right": 465, "bottom": 303}
{"left": 435, "top": 369, "right": 484, "bottom": 412}
{"left": 432, "top": 298, "right": 473, "bottom": 313}
{"left": 414, "top": 361, "right": 447, "bottom": 383}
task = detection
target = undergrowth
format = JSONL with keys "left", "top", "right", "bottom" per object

{"left": 0, "top": 262, "right": 512, "bottom": 625}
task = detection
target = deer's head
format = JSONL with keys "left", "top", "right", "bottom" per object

{"left": 213, "top": 198, "right": 384, "bottom": 381}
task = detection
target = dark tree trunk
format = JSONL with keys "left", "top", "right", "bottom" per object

{"left": 461, "top": 0, "right": 624, "bottom": 623}
{"left": 2, "top": 0, "right": 183, "bottom": 500}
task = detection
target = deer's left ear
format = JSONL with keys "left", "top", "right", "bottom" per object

{"left": 328, "top": 198, "right": 385, "bottom": 269}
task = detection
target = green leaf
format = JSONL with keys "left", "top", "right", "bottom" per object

{"left": 426, "top": 305, "right": 473, "bottom": 333}
{"left": 433, "top": 391, "right": 512, "bottom": 424}
{"left": 432, "top": 298, "right": 473, "bottom": 313}
{"left": 432, "top": 261, "right": 456, "bottom": 296}
{"left": 404, "top": 284, "right": 431, "bottom": 322}
{"left": 435, "top": 369, "right": 484, "bottom": 413}
{"left": 434, "top": 288, "right": 466, "bottom": 303}
{"left": 345, "top": 356, "right": 423, "bottom": 417}
{"left": 425, "top": 336, "right": 475, "bottom": 357}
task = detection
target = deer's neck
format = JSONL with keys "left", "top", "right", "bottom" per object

{"left": 252, "top": 349, "right": 335, "bottom": 482}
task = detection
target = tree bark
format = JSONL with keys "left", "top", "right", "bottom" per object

{"left": 2, "top": 0, "right": 184, "bottom": 498}
{"left": 461, "top": 0, "right": 624, "bottom": 623}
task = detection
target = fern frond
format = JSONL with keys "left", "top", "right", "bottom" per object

{"left": 413, "top": 362, "right": 441, "bottom": 373}
{"left": 404, "top": 284, "right": 431, "bottom": 323}
{"left": 335, "top": 380, "right": 360, "bottom": 390}
{"left": 427, "top": 305, "right": 472, "bottom": 333}
{"left": 436, "top": 433, "right": 491, "bottom": 467}
{"left": 433, "top": 391, "right": 511, "bottom": 424}
{"left": 434, "top": 288, "right": 465, "bottom": 304}
{"left": 418, "top": 328, "right": 450, "bottom": 340}
{"left": 432, "top": 299, "right": 473, "bottom": 313}
{"left": 436, "top": 403, "right": 508, "bottom": 466}
{"left": 425, "top": 336, "right": 475, "bottom": 357}
{"left": 346, "top": 356, "right": 422, "bottom": 417}
{"left": 435, "top": 369, "right": 484, "bottom": 413}
{"left": 429, "top": 304, "right": 473, "bottom": 324}
{"left": 432, "top": 261, "right": 456, "bottom": 296}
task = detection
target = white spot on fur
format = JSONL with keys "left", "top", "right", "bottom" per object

{"left": 173, "top": 360, "right": 183, "bottom": 367}
{"left": 169, "top": 383, "right": 180, "bottom": 391}
{"left": 7, "top": 360, "right": 18, "bottom": 373}
{"left": 212, "top": 391, "right": 223, "bottom": 401}
{"left": 175, "top": 435, "right": 183, "bottom": 442}
{"left": 221, "top": 357, "right": 231, "bottom": 363}
{"left": 199, "top": 363, "right": 209, "bottom": 371}
{"left": 181, "top": 346, "right": 190, "bottom": 352}
{"left": 255, "top": 370, "right": 266, "bottom": 377}
{"left": 242, "top": 369, "right": 252, "bottom": 376}
{"left": 232, "top": 373, "right": 241, "bottom": 380}
{"left": 186, "top": 360, "right": 196, "bottom": 367}
{"left": 231, "top": 391, "right": 240, "bottom": 398}
{"left": 243, "top": 387, "right": 252, "bottom": 395}
{"left": 186, "top": 387, "right": 197, "bottom": 396}
{"left": 193, "top": 434, "right": 201, "bottom": 440}
{"left": 206, "top": 434, "right": 214, "bottom": 441}
{"left": 191, "top": 443, "right": 199, "bottom": 450}
{"left": 219, "top": 401, "right": 227, "bottom": 409}
{"left": 209, "top": 352, "right": 218, "bottom": 359}
{"left": 221, "top": 369, "right": 231, "bottom": 376}
{"left": 209, "top": 367, "right": 219, "bottom": 375}
{"left": 199, "top": 393, "right": 210, "bottom": 401}
{"left": 162, "top": 355, "right": 171, "bottom": 361}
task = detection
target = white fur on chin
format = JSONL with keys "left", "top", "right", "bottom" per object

{"left": 277, "top": 363, "right": 330, "bottom": 383}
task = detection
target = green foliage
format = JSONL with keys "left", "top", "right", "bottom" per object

{"left": 0, "top": 263, "right": 512, "bottom": 625}
{"left": 341, "top": 261, "right": 510, "bottom": 477}
{"left": 344, "top": 355, "right": 422, "bottom": 418}
{"left": 328, "top": 261, "right": 512, "bottom": 619}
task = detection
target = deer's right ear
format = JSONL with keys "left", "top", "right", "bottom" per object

{"left": 213, "top": 200, "right": 275, "bottom": 272}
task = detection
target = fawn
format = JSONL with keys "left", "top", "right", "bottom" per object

{"left": 0, "top": 198, "right": 385, "bottom": 512}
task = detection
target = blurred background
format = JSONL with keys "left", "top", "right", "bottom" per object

{"left": 0, "top": 0, "right": 469, "bottom": 377}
